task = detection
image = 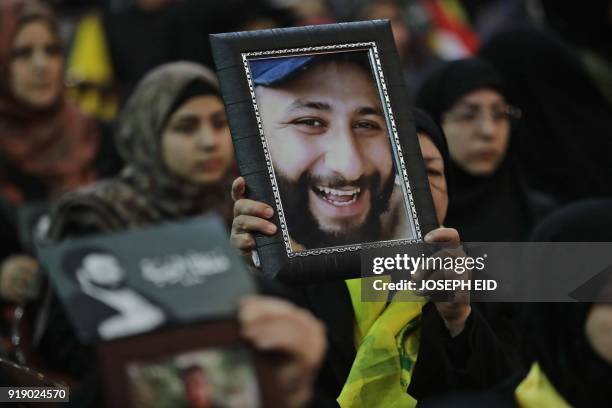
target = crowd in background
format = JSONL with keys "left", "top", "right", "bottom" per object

{"left": 1, "top": 0, "right": 612, "bottom": 407}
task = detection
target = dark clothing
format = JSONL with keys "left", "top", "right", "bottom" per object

{"left": 418, "top": 373, "right": 522, "bottom": 408}
{"left": 420, "top": 305, "right": 612, "bottom": 407}
{"left": 416, "top": 57, "right": 555, "bottom": 242}
{"left": 171, "top": 0, "right": 295, "bottom": 68}
{"left": 412, "top": 108, "right": 454, "bottom": 198}
{"left": 530, "top": 198, "right": 612, "bottom": 242}
{"left": 290, "top": 280, "right": 515, "bottom": 405}
{"left": 526, "top": 200, "right": 612, "bottom": 407}
{"left": 416, "top": 58, "right": 505, "bottom": 125}
{"left": 103, "top": 6, "right": 176, "bottom": 94}
{"left": 426, "top": 199, "right": 612, "bottom": 408}
{"left": 479, "top": 28, "right": 612, "bottom": 203}
{"left": 444, "top": 162, "right": 555, "bottom": 242}
{"left": 0, "top": 122, "right": 121, "bottom": 262}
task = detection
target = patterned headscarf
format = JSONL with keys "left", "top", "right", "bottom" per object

{"left": 0, "top": 0, "right": 99, "bottom": 203}
{"left": 49, "top": 62, "right": 233, "bottom": 234}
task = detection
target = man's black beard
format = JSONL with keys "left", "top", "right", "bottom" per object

{"left": 276, "top": 171, "right": 395, "bottom": 250}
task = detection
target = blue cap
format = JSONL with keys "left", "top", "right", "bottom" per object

{"left": 250, "top": 56, "right": 317, "bottom": 86}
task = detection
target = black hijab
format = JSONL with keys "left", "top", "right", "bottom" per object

{"left": 479, "top": 28, "right": 612, "bottom": 203}
{"left": 411, "top": 107, "right": 453, "bottom": 201}
{"left": 416, "top": 58, "right": 540, "bottom": 242}
{"left": 525, "top": 198, "right": 612, "bottom": 407}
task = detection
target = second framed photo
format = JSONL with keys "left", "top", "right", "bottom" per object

{"left": 99, "top": 320, "right": 282, "bottom": 407}
{"left": 211, "top": 20, "right": 438, "bottom": 283}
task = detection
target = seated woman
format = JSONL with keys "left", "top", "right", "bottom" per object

{"left": 416, "top": 58, "right": 554, "bottom": 242}
{"left": 421, "top": 199, "right": 612, "bottom": 407}
{"left": 36, "top": 62, "right": 326, "bottom": 407}
{"left": 230, "top": 108, "right": 514, "bottom": 406}
{"left": 0, "top": 0, "right": 120, "bottom": 306}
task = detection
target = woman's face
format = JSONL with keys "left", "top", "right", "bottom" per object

{"left": 9, "top": 20, "right": 63, "bottom": 108}
{"left": 441, "top": 89, "right": 511, "bottom": 176}
{"left": 418, "top": 133, "right": 448, "bottom": 225}
{"left": 161, "top": 95, "right": 234, "bottom": 185}
{"left": 585, "top": 303, "right": 612, "bottom": 365}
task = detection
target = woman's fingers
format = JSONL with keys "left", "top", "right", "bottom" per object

{"left": 424, "top": 227, "right": 460, "bottom": 244}
{"left": 233, "top": 198, "right": 274, "bottom": 219}
{"left": 231, "top": 176, "right": 246, "bottom": 202}
{"left": 238, "top": 296, "right": 325, "bottom": 407}
{"left": 238, "top": 295, "right": 326, "bottom": 369}
{"left": 232, "top": 214, "right": 277, "bottom": 236}
{"left": 230, "top": 231, "right": 256, "bottom": 253}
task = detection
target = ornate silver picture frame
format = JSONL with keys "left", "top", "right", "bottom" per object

{"left": 211, "top": 20, "right": 438, "bottom": 283}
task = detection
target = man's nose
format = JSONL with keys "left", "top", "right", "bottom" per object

{"left": 323, "top": 127, "right": 364, "bottom": 181}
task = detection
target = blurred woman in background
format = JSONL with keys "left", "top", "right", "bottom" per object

{"left": 37, "top": 61, "right": 325, "bottom": 408}
{"left": 0, "top": 0, "right": 115, "bottom": 336}
{"left": 417, "top": 57, "right": 554, "bottom": 242}
{"left": 48, "top": 62, "right": 234, "bottom": 235}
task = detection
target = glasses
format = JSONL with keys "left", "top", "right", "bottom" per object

{"left": 443, "top": 105, "right": 522, "bottom": 125}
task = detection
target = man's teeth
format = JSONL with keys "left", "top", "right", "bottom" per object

{"left": 317, "top": 186, "right": 361, "bottom": 196}
{"left": 314, "top": 186, "right": 361, "bottom": 206}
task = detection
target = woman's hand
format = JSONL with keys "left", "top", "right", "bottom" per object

{"left": 239, "top": 295, "right": 326, "bottom": 407}
{"left": 0, "top": 255, "right": 39, "bottom": 304}
{"left": 230, "top": 177, "right": 277, "bottom": 265}
{"left": 415, "top": 227, "right": 472, "bottom": 337}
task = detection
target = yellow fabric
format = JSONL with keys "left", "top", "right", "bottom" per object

{"left": 66, "top": 13, "right": 118, "bottom": 120}
{"left": 515, "top": 363, "right": 572, "bottom": 408}
{"left": 338, "top": 278, "right": 425, "bottom": 408}
{"left": 67, "top": 13, "right": 113, "bottom": 83}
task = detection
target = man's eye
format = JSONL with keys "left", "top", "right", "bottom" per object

{"left": 293, "top": 118, "right": 325, "bottom": 128}
{"left": 354, "top": 121, "right": 382, "bottom": 130}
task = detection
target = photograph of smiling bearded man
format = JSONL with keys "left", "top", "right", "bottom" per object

{"left": 251, "top": 52, "right": 414, "bottom": 251}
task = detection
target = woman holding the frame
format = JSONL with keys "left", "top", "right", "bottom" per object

{"left": 230, "top": 108, "right": 514, "bottom": 406}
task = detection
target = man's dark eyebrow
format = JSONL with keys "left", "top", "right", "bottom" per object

{"left": 287, "top": 99, "right": 331, "bottom": 112}
{"left": 356, "top": 106, "right": 384, "bottom": 117}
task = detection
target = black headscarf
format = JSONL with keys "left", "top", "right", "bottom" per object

{"left": 411, "top": 107, "right": 453, "bottom": 201}
{"left": 525, "top": 198, "right": 612, "bottom": 407}
{"left": 416, "top": 58, "right": 505, "bottom": 125}
{"left": 479, "top": 28, "right": 612, "bottom": 203}
{"left": 416, "top": 58, "right": 543, "bottom": 242}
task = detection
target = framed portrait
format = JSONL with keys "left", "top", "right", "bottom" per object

{"left": 211, "top": 20, "right": 438, "bottom": 283}
{"left": 99, "top": 320, "right": 282, "bottom": 408}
